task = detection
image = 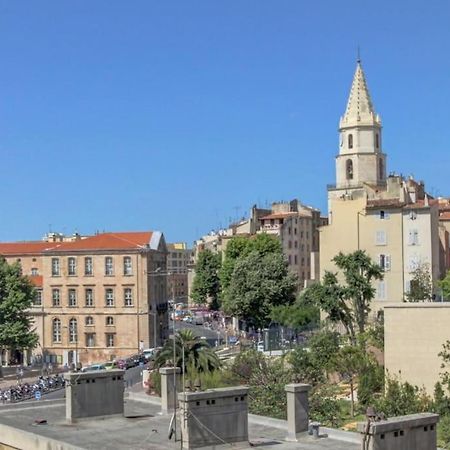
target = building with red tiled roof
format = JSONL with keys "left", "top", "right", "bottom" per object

{"left": 0, "top": 231, "right": 169, "bottom": 367}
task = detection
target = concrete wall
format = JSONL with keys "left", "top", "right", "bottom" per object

{"left": 357, "top": 413, "right": 439, "bottom": 450}
{"left": 178, "top": 387, "right": 249, "bottom": 449}
{"left": 65, "top": 369, "right": 125, "bottom": 422}
{"left": 385, "top": 303, "right": 450, "bottom": 393}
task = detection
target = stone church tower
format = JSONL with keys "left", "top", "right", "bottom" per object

{"left": 334, "top": 60, "right": 387, "bottom": 194}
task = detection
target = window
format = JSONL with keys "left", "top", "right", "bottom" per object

{"left": 300, "top": 231, "right": 304, "bottom": 238}
{"left": 376, "top": 133, "right": 379, "bottom": 149}
{"left": 105, "top": 288, "right": 115, "bottom": 307}
{"left": 86, "top": 333, "right": 96, "bottom": 347}
{"left": 31, "top": 268, "right": 39, "bottom": 276}
{"left": 106, "top": 316, "right": 114, "bottom": 326}
{"left": 294, "top": 255, "right": 298, "bottom": 265}
{"left": 376, "top": 231, "right": 387, "bottom": 245}
{"left": 346, "top": 159, "right": 353, "bottom": 180}
{"left": 68, "top": 289, "right": 77, "bottom": 307}
{"left": 348, "top": 133, "right": 353, "bottom": 149}
{"left": 105, "top": 333, "right": 115, "bottom": 348}
{"left": 288, "top": 255, "right": 292, "bottom": 264}
{"left": 52, "top": 288, "right": 61, "bottom": 307}
{"left": 68, "top": 257, "right": 77, "bottom": 276}
{"left": 301, "top": 257, "right": 305, "bottom": 266}
{"left": 409, "top": 256, "right": 420, "bottom": 271}
{"left": 124, "top": 257, "right": 132, "bottom": 275}
{"left": 85, "top": 316, "right": 94, "bottom": 326}
{"left": 69, "top": 318, "right": 78, "bottom": 343}
{"left": 379, "top": 158, "right": 383, "bottom": 179}
{"left": 288, "top": 241, "right": 292, "bottom": 249}
{"left": 105, "top": 257, "right": 114, "bottom": 276}
{"left": 377, "top": 281, "right": 386, "bottom": 300}
{"left": 85, "top": 257, "right": 93, "bottom": 276}
{"left": 52, "top": 318, "right": 61, "bottom": 343}
{"left": 379, "top": 210, "right": 390, "bottom": 220}
{"left": 379, "top": 254, "right": 391, "bottom": 271}
{"left": 33, "top": 290, "right": 42, "bottom": 306}
{"left": 409, "top": 229, "right": 419, "bottom": 246}
{"left": 51, "top": 258, "right": 60, "bottom": 276}
{"left": 85, "top": 288, "right": 94, "bottom": 307}
{"left": 288, "top": 227, "right": 291, "bottom": 234}
{"left": 294, "top": 241, "right": 298, "bottom": 248}
{"left": 124, "top": 288, "right": 133, "bottom": 307}
{"left": 294, "top": 228, "right": 297, "bottom": 235}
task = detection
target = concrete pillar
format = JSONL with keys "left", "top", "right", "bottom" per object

{"left": 285, "top": 383, "right": 311, "bottom": 441}
{"left": 160, "top": 367, "right": 181, "bottom": 415}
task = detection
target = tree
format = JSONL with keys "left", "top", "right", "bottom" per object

{"left": 220, "top": 234, "right": 282, "bottom": 295}
{"left": 306, "top": 251, "right": 383, "bottom": 344}
{"left": 154, "top": 329, "right": 220, "bottom": 376}
{"left": 191, "top": 250, "right": 221, "bottom": 309}
{"left": 270, "top": 289, "right": 320, "bottom": 331}
{"left": 334, "top": 345, "right": 367, "bottom": 416}
{"left": 222, "top": 250, "right": 297, "bottom": 329}
{"left": 0, "top": 258, "right": 38, "bottom": 376}
{"left": 439, "top": 270, "right": 450, "bottom": 301}
{"left": 289, "top": 329, "right": 341, "bottom": 386}
{"left": 406, "top": 263, "right": 433, "bottom": 302}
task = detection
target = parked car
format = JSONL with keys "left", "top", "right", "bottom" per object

{"left": 115, "top": 359, "right": 127, "bottom": 370}
{"left": 131, "top": 354, "right": 146, "bottom": 366}
{"left": 81, "top": 364, "right": 106, "bottom": 372}
{"left": 104, "top": 361, "right": 118, "bottom": 370}
{"left": 183, "top": 316, "right": 193, "bottom": 324}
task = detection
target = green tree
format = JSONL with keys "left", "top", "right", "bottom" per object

{"left": 306, "top": 251, "right": 383, "bottom": 344}
{"left": 406, "top": 263, "right": 433, "bottom": 302}
{"left": 154, "top": 329, "right": 220, "bottom": 376}
{"left": 270, "top": 289, "right": 320, "bottom": 331}
{"left": 220, "top": 234, "right": 282, "bottom": 295}
{"left": 0, "top": 258, "right": 39, "bottom": 375}
{"left": 439, "top": 270, "right": 450, "bottom": 301}
{"left": 191, "top": 250, "right": 221, "bottom": 309}
{"left": 334, "top": 345, "right": 367, "bottom": 416}
{"left": 222, "top": 251, "right": 297, "bottom": 329}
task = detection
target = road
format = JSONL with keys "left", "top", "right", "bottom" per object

{"left": 173, "top": 320, "right": 226, "bottom": 347}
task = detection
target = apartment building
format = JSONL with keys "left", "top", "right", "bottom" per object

{"left": 192, "top": 201, "right": 325, "bottom": 293}
{"left": 321, "top": 60, "right": 443, "bottom": 307}
{"left": 166, "top": 242, "right": 194, "bottom": 304}
{"left": 0, "top": 231, "right": 168, "bottom": 366}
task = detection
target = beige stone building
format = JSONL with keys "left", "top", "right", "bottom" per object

{"left": 320, "top": 60, "right": 443, "bottom": 308}
{"left": 166, "top": 242, "right": 194, "bottom": 304}
{"left": 192, "top": 200, "right": 325, "bottom": 295}
{"left": 0, "top": 231, "right": 169, "bottom": 366}
{"left": 384, "top": 303, "right": 450, "bottom": 393}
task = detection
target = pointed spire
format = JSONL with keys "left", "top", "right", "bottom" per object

{"left": 340, "top": 60, "right": 381, "bottom": 128}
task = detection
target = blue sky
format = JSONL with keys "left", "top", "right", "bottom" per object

{"left": 1, "top": 1, "right": 450, "bottom": 245}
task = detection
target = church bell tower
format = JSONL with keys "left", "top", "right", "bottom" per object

{"left": 335, "top": 60, "right": 387, "bottom": 190}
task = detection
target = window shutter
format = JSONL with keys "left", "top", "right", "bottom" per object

{"left": 385, "top": 255, "right": 391, "bottom": 271}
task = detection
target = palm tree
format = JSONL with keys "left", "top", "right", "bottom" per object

{"left": 154, "top": 329, "right": 221, "bottom": 375}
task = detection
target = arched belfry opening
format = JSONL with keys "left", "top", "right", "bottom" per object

{"left": 348, "top": 134, "right": 353, "bottom": 149}
{"left": 346, "top": 159, "right": 353, "bottom": 180}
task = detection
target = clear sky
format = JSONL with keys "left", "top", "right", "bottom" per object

{"left": 1, "top": 1, "right": 449, "bottom": 245}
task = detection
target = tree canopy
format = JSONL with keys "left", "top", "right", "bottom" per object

{"left": 0, "top": 258, "right": 38, "bottom": 354}
{"left": 191, "top": 249, "right": 221, "bottom": 309}
{"left": 222, "top": 250, "right": 297, "bottom": 329}
{"left": 305, "top": 250, "right": 383, "bottom": 343}
{"left": 406, "top": 263, "right": 433, "bottom": 302}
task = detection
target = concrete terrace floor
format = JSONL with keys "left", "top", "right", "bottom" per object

{"left": 0, "top": 395, "right": 361, "bottom": 450}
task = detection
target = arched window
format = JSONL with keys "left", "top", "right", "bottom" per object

{"left": 52, "top": 318, "right": 61, "bottom": 343}
{"left": 346, "top": 159, "right": 353, "bottom": 180}
{"left": 69, "top": 318, "right": 78, "bottom": 343}
{"left": 85, "top": 316, "right": 94, "bottom": 326}
{"left": 106, "top": 316, "right": 114, "bottom": 326}
{"left": 375, "top": 133, "right": 379, "bottom": 149}
{"left": 379, "top": 158, "right": 384, "bottom": 180}
{"left": 348, "top": 134, "right": 353, "bottom": 149}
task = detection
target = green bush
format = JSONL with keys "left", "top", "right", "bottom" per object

{"left": 357, "top": 361, "right": 384, "bottom": 408}
{"left": 248, "top": 358, "right": 292, "bottom": 419}
{"left": 438, "top": 415, "right": 450, "bottom": 449}
{"left": 309, "top": 384, "right": 342, "bottom": 427}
